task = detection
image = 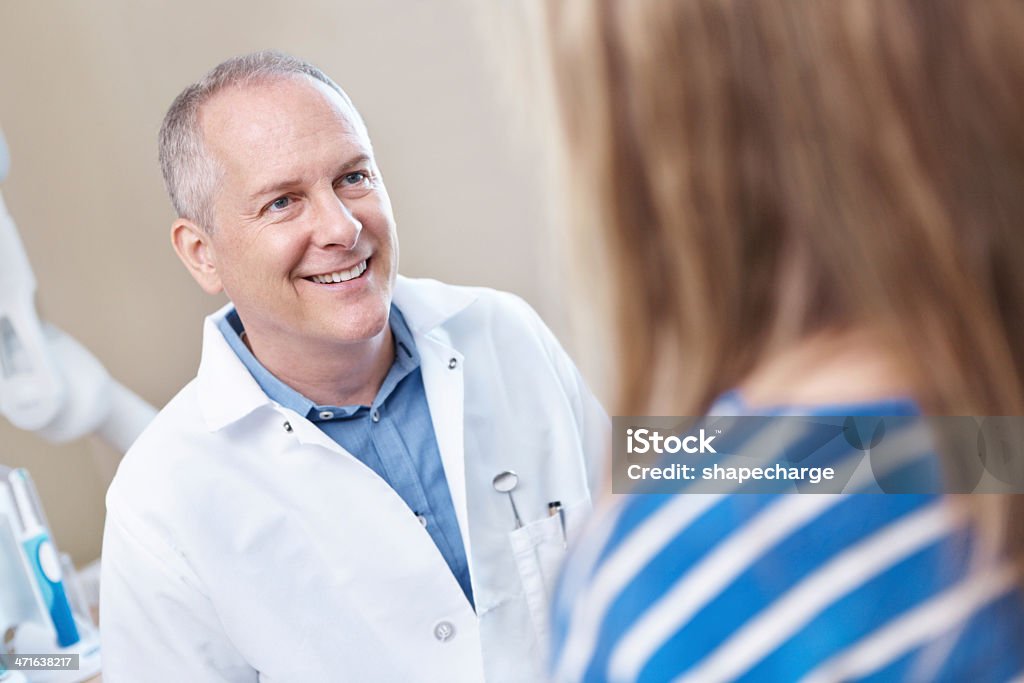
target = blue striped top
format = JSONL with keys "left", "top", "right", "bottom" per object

{"left": 550, "top": 395, "right": 1024, "bottom": 682}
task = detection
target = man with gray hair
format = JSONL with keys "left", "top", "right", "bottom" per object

{"left": 99, "top": 51, "right": 605, "bottom": 682}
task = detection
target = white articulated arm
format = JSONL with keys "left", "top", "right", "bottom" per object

{"left": 0, "top": 127, "right": 156, "bottom": 452}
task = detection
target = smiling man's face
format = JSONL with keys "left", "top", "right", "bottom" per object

{"left": 191, "top": 75, "right": 398, "bottom": 356}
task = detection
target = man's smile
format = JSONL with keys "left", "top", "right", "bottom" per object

{"left": 303, "top": 259, "right": 368, "bottom": 284}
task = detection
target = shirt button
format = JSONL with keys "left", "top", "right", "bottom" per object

{"left": 283, "top": 421, "right": 293, "bottom": 432}
{"left": 371, "top": 409, "right": 381, "bottom": 423}
{"left": 319, "top": 410, "right": 334, "bottom": 420}
{"left": 416, "top": 514, "right": 428, "bottom": 528}
{"left": 434, "top": 621, "right": 455, "bottom": 642}
{"left": 448, "top": 358, "right": 458, "bottom": 369}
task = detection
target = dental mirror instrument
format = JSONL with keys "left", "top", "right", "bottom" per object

{"left": 492, "top": 471, "right": 523, "bottom": 529}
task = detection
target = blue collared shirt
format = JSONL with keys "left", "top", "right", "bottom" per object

{"left": 216, "top": 305, "right": 474, "bottom": 607}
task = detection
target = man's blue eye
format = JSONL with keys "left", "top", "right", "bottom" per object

{"left": 270, "top": 197, "right": 291, "bottom": 210}
{"left": 343, "top": 172, "right": 368, "bottom": 185}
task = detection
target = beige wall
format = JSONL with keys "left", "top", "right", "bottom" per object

{"left": 0, "top": 1, "right": 592, "bottom": 565}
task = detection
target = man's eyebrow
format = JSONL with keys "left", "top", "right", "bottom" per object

{"left": 247, "top": 154, "right": 373, "bottom": 201}
{"left": 249, "top": 178, "right": 303, "bottom": 202}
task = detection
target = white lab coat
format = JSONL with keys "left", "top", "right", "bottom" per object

{"left": 100, "top": 276, "right": 608, "bottom": 683}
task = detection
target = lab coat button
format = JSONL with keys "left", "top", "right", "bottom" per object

{"left": 371, "top": 409, "right": 381, "bottom": 423}
{"left": 417, "top": 514, "right": 428, "bottom": 527}
{"left": 448, "top": 357, "right": 458, "bottom": 369}
{"left": 319, "top": 410, "right": 334, "bottom": 420}
{"left": 283, "top": 421, "right": 293, "bottom": 432}
{"left": 433, "top": 621, "right": 455, "bottom": 642}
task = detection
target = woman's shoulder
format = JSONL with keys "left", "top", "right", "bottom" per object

{"left": 551, "top": 395, "right": 1023, "bottom": 681}
{"left": 554, "top": 490, "right": 1021, "bottom": 682}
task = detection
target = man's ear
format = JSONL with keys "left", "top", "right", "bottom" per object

{"left": 171, "top": 218, "right": 224, "bottom": 295}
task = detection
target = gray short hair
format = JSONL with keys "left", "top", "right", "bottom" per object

{"left": 158, "top": 50, "right": 363, "bottom": 232}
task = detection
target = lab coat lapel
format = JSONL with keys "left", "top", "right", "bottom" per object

{"left": 417, "top": 328, "right": 473, "bottom": 573}
{"left": 391, "top": 276, "right": 477, "bottom": 570}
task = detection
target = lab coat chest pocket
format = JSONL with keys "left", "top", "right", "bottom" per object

{"left": 507, "top": 499, "right": 590, "bottom": 646}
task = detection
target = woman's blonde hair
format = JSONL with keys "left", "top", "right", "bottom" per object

{"left": 541, "top": 0, "right": 1024, "bottom": 550}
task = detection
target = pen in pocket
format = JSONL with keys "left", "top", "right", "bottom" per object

{"left": 548, "top": 501, "right": 567, "bottom": 549}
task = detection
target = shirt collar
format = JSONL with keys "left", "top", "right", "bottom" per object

{"left": 196, "top": 275, "right": 476, "bottom": 431}
{"left": 215, "top": 309, "right": 315, "bottom": 418}
{"left": 215, "top": 304, "right": 421, "bottom": 422}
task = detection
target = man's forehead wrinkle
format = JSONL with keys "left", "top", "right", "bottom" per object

{"left": 236, "top": 124, "right": 369, "bottom": 187}
{"left": 199, "top": 85, "right": 365, "bottom": 199}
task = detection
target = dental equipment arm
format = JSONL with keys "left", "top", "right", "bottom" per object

{"left": 0, "top": 127, "right": 156, "bottom": 452}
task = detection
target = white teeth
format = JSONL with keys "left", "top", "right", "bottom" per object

{"left": 309, "top": 260, "right": 367, "bottom": 284}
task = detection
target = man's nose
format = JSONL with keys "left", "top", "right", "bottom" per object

{"left": 311, "top": 192, "right": 362, "bottom": 249}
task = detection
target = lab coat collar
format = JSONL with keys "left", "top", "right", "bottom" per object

{"left": 195, "top": 303, "right": 271, "bottom": 431}
{"left": 195, "top": 275, "right": 478, "bottom": 432}
{"left": 391, "top": 275, "right": 477, "bottom": 334}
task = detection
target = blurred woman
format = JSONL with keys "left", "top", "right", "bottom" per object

{"left": 540, "top": 1, "right": 1024, "bottom": 681}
